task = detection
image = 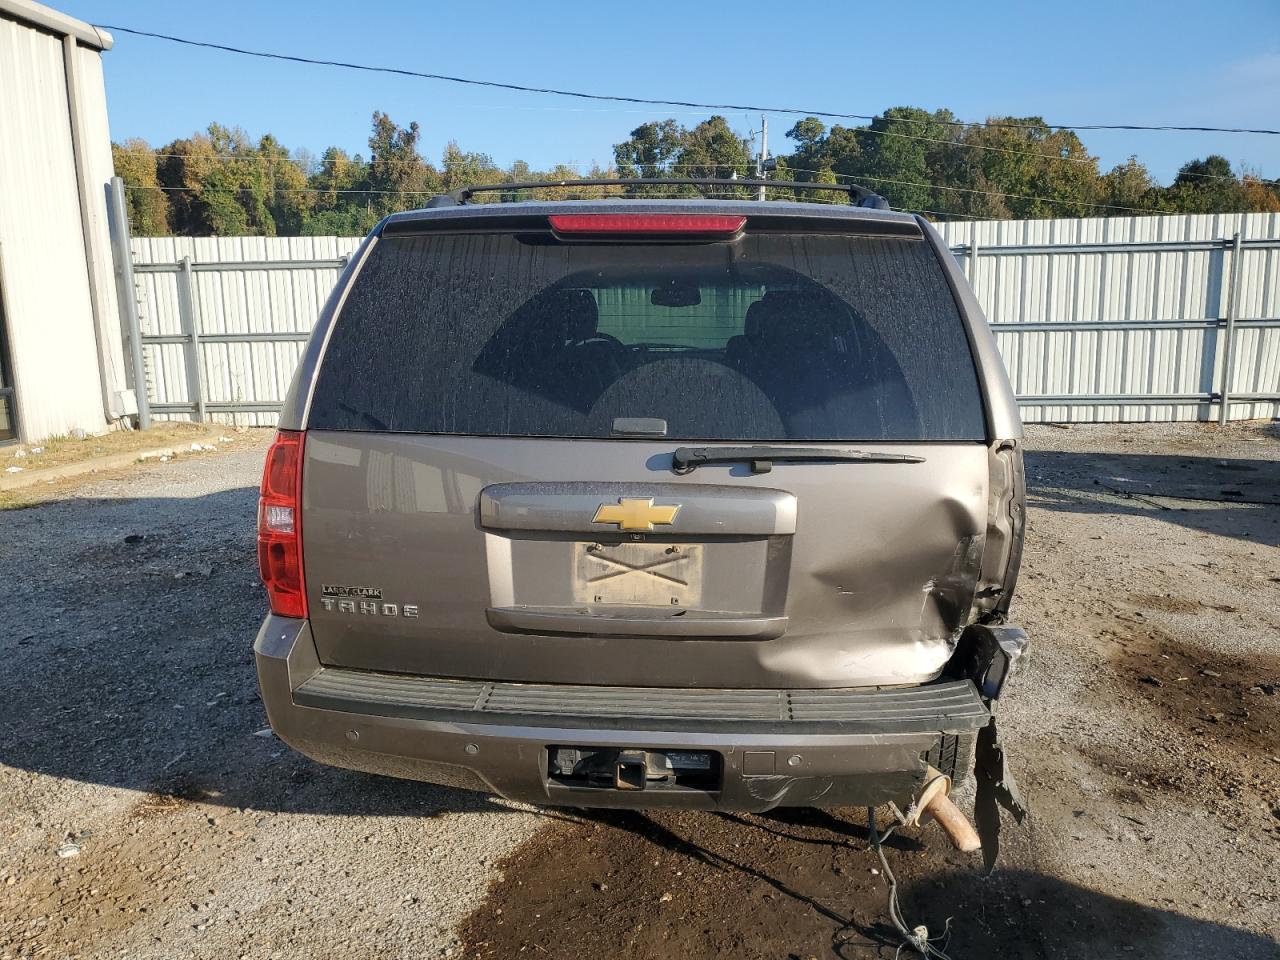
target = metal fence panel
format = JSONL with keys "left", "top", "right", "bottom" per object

{"left": 131, "top": 236, "right": 360, "bottom": 425}
{"left": 935, "top": 212, "right": 1280, "bottom": 422}
{"left": 131, "top": 213, "right": 1280, "bottom": 426}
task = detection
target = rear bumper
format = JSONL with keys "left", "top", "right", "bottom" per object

{"left": 255, "top": 615, "right": 992, "bottom": 812}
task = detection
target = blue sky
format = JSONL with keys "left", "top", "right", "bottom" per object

{"left": 59, "top": 0, "right": 1280, "bottom": 184}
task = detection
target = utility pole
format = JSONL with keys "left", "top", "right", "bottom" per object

{"left": 756, "top": 116, "right": 769, "bottom": 201}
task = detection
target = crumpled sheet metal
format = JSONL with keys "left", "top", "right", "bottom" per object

{"left": 974, "top": 715, "right": 1029, "bottom": 874}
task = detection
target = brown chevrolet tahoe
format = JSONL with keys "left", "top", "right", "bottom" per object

{"left": 254, "top": 179, "right": 1028, "bottom": 813}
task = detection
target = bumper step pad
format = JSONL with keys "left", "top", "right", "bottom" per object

{"left": 293, "top": 669, "right": 989, "bottom": 735}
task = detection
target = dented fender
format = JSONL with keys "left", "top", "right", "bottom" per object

{"left": 972, "top": 440, "right": 1026, "bottom": 622}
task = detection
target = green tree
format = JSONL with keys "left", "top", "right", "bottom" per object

{"left": 1240, "top": 173, "right": 1280, "bottom": 213}
{"left": 202, "top": 124, "right": 275, "bottom": 234}
{"left": 304, "top": 147, "right": 375, "bottom": 234}
{"left": 855, "top": 107, "right": 961, "bottom": 214}
{"left": 155, "top": 132, "right": 226, "bottom": 235}
{"left": 1163, "top": 156, "right": 1246, "bottom": 213}
{"left": 365, "top": 111, "right": 435, "bottom": 217}
{"left": 439, "top": 141, "right": 501, "bottom": 195}
{"left": 257, "top": 134, "right": 308, "bottom": 234}
{"left": 613, "top": 116, "right": 751, "bottom": 197}
{"left": 156, "top": 124, "right": 282, "bottom": 235}
{"left": 782, "top": 117, "right": 860, "bottom": 186}
{"left": 614, "top": 119, "right": 684, "bottom": 195}
{"left": 675, "top": 116, "right": 752, "bottom": 176}
{"left": 115, "top": 105, "right": 1280, "bottom": 236}
{"left": 111, "top": 138, "right": 169, "bottom": 234}
{"left": 1100, "top": 156, "right": 1161, "bottom": 211}
{"left": 786, "top": 117, "right": 826, "bottom": 150}
{"left": 952, "top": 118, "right": 1102, "bottom": 219}
{"left": 307, "top": 147, "right": 347, "bottom": 207}
{"left": 672, "top": 116, "right": 752, "bottom": 197}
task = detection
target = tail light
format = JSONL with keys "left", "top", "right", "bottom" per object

{"left": 257, "top": 430, "right": 306, "bottom": 618}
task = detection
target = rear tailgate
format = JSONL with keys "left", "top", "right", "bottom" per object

{"left": 303, "top": 433, "right": 987, "bottom": 687}
{"left": 300, "top": 213, "right": 991, "bottom": 689}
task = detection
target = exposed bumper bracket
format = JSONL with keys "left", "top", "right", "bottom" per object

{"left": 954, "top": 623, "right": 1030, "bottom": 700}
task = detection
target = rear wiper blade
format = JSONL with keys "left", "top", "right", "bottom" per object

{"left": 671, "top": 445, "right": 926, "bottom": 474}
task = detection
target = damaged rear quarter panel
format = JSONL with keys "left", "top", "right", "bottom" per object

{"left": 759, "top": 444, "right": 990, "bottom": 686}
{"left": 971, "top": 440, "right": 1026, "bottom": 621}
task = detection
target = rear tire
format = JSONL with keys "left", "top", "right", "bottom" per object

{"left": 922, "top": 732, "right": 976, "bottom": 785}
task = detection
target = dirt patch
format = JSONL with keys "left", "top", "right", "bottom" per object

{"left": 1130, "top": 592, "right": 1202, "bottom": 615}
{"left": 1101, "top": 623, "right": 1280, "bottom": 828}
{"left": 1108, "top": 624, "right": 1279, "bottom": 754}
{"left": 69, "top": 527, "right": 245, "bottom": 586}
{"left": 0, "top": 823, "right": 192, "bottom": 949}
{"left": 458, "top": 807, "right": 980, "bottom": 959}
{"left": 130, "top": 774, "right": 214, "bottom": 819}
{"left": 455, "top": 805, "right": 1274, "bottom": 960}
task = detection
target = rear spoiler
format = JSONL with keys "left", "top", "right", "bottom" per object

{"left": 380, "top": 208, "right": 922, "bottom": 240}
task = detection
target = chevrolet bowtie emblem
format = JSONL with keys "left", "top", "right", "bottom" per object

{"left": 591, "top": 497, "right": 681, "bottom": 532}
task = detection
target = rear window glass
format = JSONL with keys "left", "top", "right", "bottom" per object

{"left": 308, "top": 231, "right": 986, "bottom": 441}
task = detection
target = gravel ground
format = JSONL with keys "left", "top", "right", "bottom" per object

{"left": 0, "top": 436, "right": 540, "bottom": 959}
{"left": 1, "top": 422, "right": 1277, "bottom": 958}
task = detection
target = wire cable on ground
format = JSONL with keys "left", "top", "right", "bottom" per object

{"left": 97, "top": 24, "right": 1280, "bottom": 137}
{"left": 865, "top": 807, "right": 956, "bottom": 960}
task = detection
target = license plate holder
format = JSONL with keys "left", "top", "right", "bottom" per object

{"left": 571, "top": 541, "right": 704, "bottom": 608}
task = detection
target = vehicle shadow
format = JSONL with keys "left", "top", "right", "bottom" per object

{"left": 1025, "top": 448, "right": 1280, "bottom": 547}
{"left": 891, "top": 866, "right": 1280, "bottom": 960}
{"left": 0, "top": 486, "right": 508, "bottom": 819}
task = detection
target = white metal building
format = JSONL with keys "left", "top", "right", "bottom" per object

{"left": 0, "top": 0, "right": 132, "bottom": 445}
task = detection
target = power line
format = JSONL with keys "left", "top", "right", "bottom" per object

{"left": 137, "top": 140, "right": 1249, "bottom": 188}
{"left": 778, "top": 163, "right": 1159, "bottom": 215}
{"left": 117, "top": 165, "right": 1165, "bottom": 215}
{"left": 140, "top": 152, "right": 620, "bottom": 175}
{"left": 127, "top": 183, "right": 458, "bottom": 196}
{"left": 627, "top": 163, "right": 1160, "bottom": 215}
{"left": 99, "top": 23, "right": 1280, "bottom": 137}
{"left": 143, "top": 151, "right": 520, "bottom": 167}
{"left": 866, "top": 173, "right": 1152, "bottom": 214}
{"left": 117, "top": 181, "right": 1019, "bottom": 221}
{"left": 121, "top": 149, "right": 1225, "bottom": 216}
{"left": 820, "top": 123, "right": 1244, "bottom": 184}
{"left": 892, "top": 205, "right": 1000, "bottom": 222}
{"left": 124, "top": 184, "right": 997, "bottom": 222}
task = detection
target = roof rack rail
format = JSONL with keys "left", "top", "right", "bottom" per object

{"left": 424, "top": 177, "right": 890, "bottom": 210}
